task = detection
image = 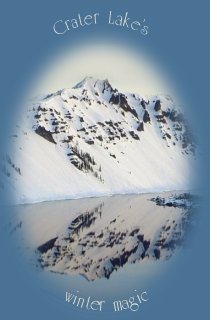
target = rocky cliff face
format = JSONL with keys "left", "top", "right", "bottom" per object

{"left": 1, "top": 77, "right": 196, "bottom": 204}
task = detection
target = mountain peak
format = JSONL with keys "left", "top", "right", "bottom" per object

{"left": 3, "top": 76, "right": 196, "bottom": 205}
{"left": 73, "top": 76, "right": 95, "bottom": 89}
{"left": 73, "top": 76, "right": 114, "bottom": 93}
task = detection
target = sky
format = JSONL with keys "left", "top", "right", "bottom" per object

{"left": 32, "top": 40, "right": 173, "bottom": 97}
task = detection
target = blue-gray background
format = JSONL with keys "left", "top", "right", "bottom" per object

{"left": 0, "top": 0, "right": 209, "bottom": 319}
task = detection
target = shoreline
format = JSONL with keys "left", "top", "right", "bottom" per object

{"left": 9, "top": 188, "right": 196, "bottom": 207}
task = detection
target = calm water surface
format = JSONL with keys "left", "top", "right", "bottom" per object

{"left": 9, "top": 191, "right": 195, "bottom": 300}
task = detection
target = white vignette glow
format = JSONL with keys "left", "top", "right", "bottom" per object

{"left": 31, "top": 39, "right": 177, "bottom": 99}
{"left": 25, "top": 39, "right": 198, "bottom": 191}
{"left": 7, "top": 38, "right": 200, "bottom": 294}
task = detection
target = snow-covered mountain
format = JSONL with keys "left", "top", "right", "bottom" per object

{"left": 1, "top": 77, "right": 196, "bottom": 204}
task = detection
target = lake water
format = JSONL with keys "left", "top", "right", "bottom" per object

{"left": 8, "top": 191, "right": 195, "bottom": 303}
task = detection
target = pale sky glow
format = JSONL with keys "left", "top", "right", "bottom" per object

{"left": 32, "top": 40, "right": 173, "bottom": 97}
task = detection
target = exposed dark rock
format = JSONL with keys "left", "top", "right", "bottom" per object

{"left": 174, "top": 124, "right": 182, "bottom": 131}
{"left": 52, "top": 120, "right": 59, "bottom": 126}
{"left": 143, "top": 110, "right": 151, "bottom": 123}
{"left": 37, "top": 106, "right": 47, "bottom": 112}
{"left": 36, "top": 190, "right": 198, "bottom": 280}
{"left": 77, "top": 128, "right": 86, "bottom": 132}
{"left": 37, "top": 237, "right": 58, "bottom": 254}
{"left": 35, "top": 126, "right": 56, "bottom": 144}
{"left": 120, "top": 132, "right": 126, "bottom": 138}
{"left": 162, "top": 109, "right": 184, "bottom": 123}
{"left": 137, "top": 234, "right": 144, "bottom": 242}
{"left": 129, "top": 228, "right": 139, "bottom": 236}
{"left": 97, "top": 121, "right": 105, "bottom": 127}
{"left": 137, "top": 121, "right": 144, "bottom": 132}
{"left": 107, "top": 128, "right": 114, "bottom": 135}
{"left": 141, "top": 99, "right": 146, "bottom": 109}
{"left": 110, "top": 93, "right": 139, "bottom": 119}
{"left": 154, "top": 100, "right": 161, "bottom": 112}
{"left": 96, "top": 135, "right": 103, "bottom": 141}
{"left": 151, "top": 193, "right": 196, "bottom": 209}
{"left": 165, "top": 133, "right": 171, "bottom": 139}
{"left": 154, "top": 248, "right": 160, "bottom": 259}
{"left": 109, "top": 94, "right": 120, "bottom": 105}
{"left": 5, "top": 155, "right": 21, "bottom": 176}
{"left": 102, "top": 79, "right": 114, "bottom": 94}
{"left": 143, "top": 240, "right": 150, "bottom": 251}
{"left": 85, "top": 140, "right": 94, "bottom": 144}
{"left": 129, "top": 131, "right": 140, "bottom": 140}
{"left": 54, "top": 110, "right": 61, "bottom": 116}
{"left": 70, "top": 95, "right": 78, "bottom": 100}
{"left": 110, "top": 153, "right": 116, "bottom": 159}
{"left": 43, "top": 93, "right": 54, "bottom": 100}
{"left": 62, "top": 135, "right": 74, "bottom": 143}
{"left": 155, "top": 115, "right": 167, "bottom": 124}
{"left": 105, "top": 120, "right": 116, "bottom": 130}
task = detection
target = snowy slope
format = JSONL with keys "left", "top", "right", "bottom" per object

{"left": 1, "top": 77, "right": 196, "bottom": 204}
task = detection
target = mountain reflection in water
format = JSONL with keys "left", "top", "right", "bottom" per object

{"left": 23, "top": 192, "right": 195, "bottom": 281}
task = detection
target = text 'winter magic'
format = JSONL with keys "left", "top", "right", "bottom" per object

{"left": 65, "top": 289, "right": 149, "bottom": 312}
